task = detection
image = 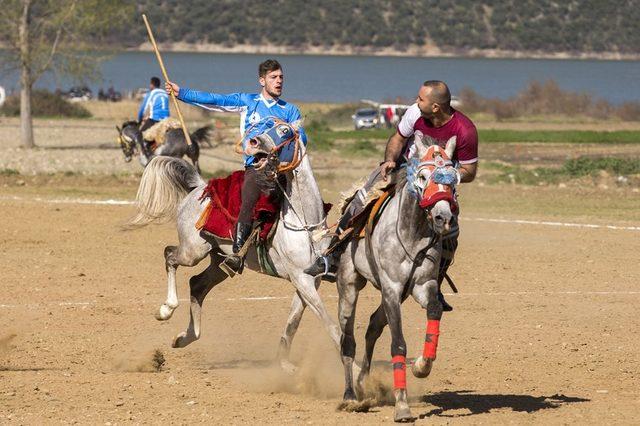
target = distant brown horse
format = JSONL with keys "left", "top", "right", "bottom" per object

{"left": 116, "top": 120, "right": 210, "bottom": 173}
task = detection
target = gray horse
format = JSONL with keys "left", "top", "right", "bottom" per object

{"left": 116, "top": 120, "right": 210, "bottom": 173}
{"left": 127, "top": 130, "right": 342, "bottom": 372}
{"left": 333, "top": 136, "right": 458, "bottom": 422}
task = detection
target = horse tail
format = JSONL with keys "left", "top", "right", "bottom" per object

{"left": 191, "top": 125, "right": 213, "bottom": 147}
{"left": 126, "top": 156, "right": 205, "bottom": 229}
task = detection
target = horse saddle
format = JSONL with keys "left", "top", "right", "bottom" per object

{"left": 195, "top": 170, "right": 280, "bottom": 242}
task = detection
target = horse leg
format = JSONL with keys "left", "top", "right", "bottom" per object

{"left": 188, "top": 143, "right": 201, "bottom": 174}
{"left": 156, "top": 245, "right": 180, "bottom": 320}
{"left": 356, "top": 304, "right": 388, "bottom": 395}
{"left": 381, "top": 289, "right": 413, "bottom": 422}
{"left": 156, "top": 241, "right": 209, "bottom": 321}
{"left": 410, "top": 278, "right": 443, "bottom": 378}
{"left": 337, "top": 273, "right": 365, "bottom": 401}
{"left": 289, "top": 272, "right": 342, "bottom": 355}
{"left": 173, "top": 252, "right": 227, "bottom": 348}
{"left": 276, "top": 291, "right": 308, "bottom": 374}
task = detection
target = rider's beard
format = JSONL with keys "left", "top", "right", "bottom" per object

{"left": 266, "top": 85, "right": 282, "bottom": 99}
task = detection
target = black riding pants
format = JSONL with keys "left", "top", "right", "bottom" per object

{"left": 139, "top": 119, "right": 158, "bottom": 133}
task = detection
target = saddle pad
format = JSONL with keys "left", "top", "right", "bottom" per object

{"left": 195, "top": 170, "right": 279, "bottom": 241}
{"left": 359, "top": 189, "right": 394, "bottom": 238}
{"left": 142, "top": 117, "right": 181, "bottom": 144}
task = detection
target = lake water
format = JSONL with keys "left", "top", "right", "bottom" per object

{"left": 2, "top": 51, "right": 639, "bottom": 104}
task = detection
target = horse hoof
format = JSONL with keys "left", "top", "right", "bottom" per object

{"left": 411, "top": 356, "right": 433, "bottom": 378}
{"left": 155, "top": 304, "right": 175, "bottom": 321}
{"left": 343, "top": 388, "right": 357, "bottom": 401}
{"left": 279, "top": 360, "right": 298, "bottom": 375}
{"left": 394, "top": 402, "right": 414, "bottom": 423}
{"left": 172, "top": 332, "right": 194, "bottom": 348}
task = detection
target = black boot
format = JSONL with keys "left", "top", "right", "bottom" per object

{"left": 303, "top": 240, "right": 343, "bottom": 277}
{"left": 225, "top": 222, "right": 253, "bottom": 273}
{"left": 305, "top": 196, "right": 360, "bottom": 278}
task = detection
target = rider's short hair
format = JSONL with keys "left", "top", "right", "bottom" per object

{"left": 259, "top": 59, "right": 282, "bottom": 78}
{"left": 423, "top": 80, "right": 451, "bottom": 108}
{"left": 150, "top": 76, "right": 161, "bottom": 88}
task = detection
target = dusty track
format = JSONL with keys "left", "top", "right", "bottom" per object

{"left": 1, "top": 181, "right": 639, "bottom": 424}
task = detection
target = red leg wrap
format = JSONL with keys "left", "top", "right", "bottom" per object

{"left": 392, "top": 355, "right": 406, "bottom": 389}
{"left": 423, "top": 319, "right": 440, "bottom": 360}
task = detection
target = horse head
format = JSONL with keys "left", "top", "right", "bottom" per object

{"left": 116, "top": 121, "right": 142, "bottom": 163}
{"left": 241, "top": 119, "right": 302, "bottom": 175}
{"left": 407, "top": 134, "right": 458, "bottom": 235}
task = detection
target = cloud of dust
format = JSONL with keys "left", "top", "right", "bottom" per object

{"left": 0, "top": 333, "right": 18, "bottom": 369}
{"left": 227, "top": 337, "right": 396, "bottom": 410}
{"left": 229, "top": 337, "right": 344, "bottom": 399}
{"left": 112, "top": 347, "right": 165, "bottom": 373}
{"left": 0, "top": 333, "right": 17, "bottom": 353}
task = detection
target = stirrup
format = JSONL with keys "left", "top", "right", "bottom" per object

{"left": 303, "top": 256, "right": 337, "bottom": 280}
{"left": 220, "top": 254, "right": 244, "bottom": 277}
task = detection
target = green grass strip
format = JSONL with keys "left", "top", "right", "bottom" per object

{"left": 308, "top": 129, "right": 640, "bottom": 145}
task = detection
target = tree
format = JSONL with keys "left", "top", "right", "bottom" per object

{"left": 0, "top": 0, "right": 133, "bottom": 148}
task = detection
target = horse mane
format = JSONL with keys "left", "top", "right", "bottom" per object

{"left": 122, "top": 120, "right": 138, "bottom": 129}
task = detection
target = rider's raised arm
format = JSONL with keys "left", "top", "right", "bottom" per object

{"left": 176, "top": 88, "right": 249, "bottom": 111}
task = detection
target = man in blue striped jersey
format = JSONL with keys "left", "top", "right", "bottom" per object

{"left": 166, "top": 59, "right": 307, "bottom": 271}
{"left": 138, "top": 77, "right": 170, "bottom": 132}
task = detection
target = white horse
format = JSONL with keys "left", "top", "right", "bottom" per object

{"left": 335, "top": 136, "right": 458, "bottom": 422}
{"left": 128, "top": 137, "right": 341, "bottom": 372}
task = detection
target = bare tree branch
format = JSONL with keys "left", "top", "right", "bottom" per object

{"left": 32, "top": 0, "right": 78, "bottom": 83}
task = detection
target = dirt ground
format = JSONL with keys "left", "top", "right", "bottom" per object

{"left": 1, "top": 112, "right": 639, "bottom": 424}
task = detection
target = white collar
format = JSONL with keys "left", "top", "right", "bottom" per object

{"left": 258, "top": 93, "right": 279, "bottom": 108}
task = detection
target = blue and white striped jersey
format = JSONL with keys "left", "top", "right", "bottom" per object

{"left": 176, "top": 88, "right": 307, "bottom": 166}
{"left": 137, "top": 88, "right": 170, "bottom": 122}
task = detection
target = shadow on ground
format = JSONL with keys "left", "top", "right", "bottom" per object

{"left": 419, "top": 390, "right": 589, "bottom": 418}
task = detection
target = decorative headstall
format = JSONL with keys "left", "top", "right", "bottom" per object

{"left": 407, "top": 145, "right": 459, "bottom": 212}
{"left": 234, "top": 117, "right": 303, "bottom": 173}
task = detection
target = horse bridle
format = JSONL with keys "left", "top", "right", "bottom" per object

{"left": 235, "top": 117, "right": 304, "bottom": 174}
{"left": 117, "top": 133, "right": 136, "bottom": 161}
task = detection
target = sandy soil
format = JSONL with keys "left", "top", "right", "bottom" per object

{"left": 1, "top": 113, "right": 639, "bottom": 424}
{"left": 1, "top": 176, "right": 639, "bottom": 424}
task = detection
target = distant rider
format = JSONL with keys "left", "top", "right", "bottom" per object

{"left": 166, "top": 59, "right": 308, "bottom": 272}
{"left": 304, "top": 80, "right": 478, "bottom": 311}
{"left": 138, "top": 76, "right": 170, "bottom": 132}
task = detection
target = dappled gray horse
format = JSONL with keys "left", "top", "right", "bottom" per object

{"left": 116, "top": 120, "right": 210, "bottom": 173}
{"left": 127, "top": 124, "right": 341, "bottom": 372}
{"left": 334, "top": 136, "right": 458, "bottom": 422}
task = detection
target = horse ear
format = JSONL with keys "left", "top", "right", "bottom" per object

{"left": 444, "top": 136, "right": 457, "bottom": 159}
{"left": 289, "top": 119, "right": 302, "bottom": 131}
{"left": 410, "top": 133, "right": 428, "bottom": 160}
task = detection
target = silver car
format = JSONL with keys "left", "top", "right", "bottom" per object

{"left": 352, "top": 108, "right": 379, "bottom": 130}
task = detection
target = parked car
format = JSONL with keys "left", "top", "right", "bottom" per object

{"left": 66, "top": 86, "right": 92, "bottom": 102}
{"left": 352, "top": 108, "right": 379, "bottom": 130}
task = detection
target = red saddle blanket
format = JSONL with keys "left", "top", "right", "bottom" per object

{"left": 196, "top": 170, "right": 279, "bottom": 240}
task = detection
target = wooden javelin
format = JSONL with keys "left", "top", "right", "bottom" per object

{"left": 142, "top": 13, "right": 192, "bottom": 146}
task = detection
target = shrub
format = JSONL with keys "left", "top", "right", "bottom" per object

{"left": 615, "top": 102, "right": 640, "bottom": 121}
{"left": 0, "top": 90, "right": 91, "bottom": 118}
{"left": 459, "top": 79, "right": 640, "bottom": 121}
{"left": 562, "top": 157, "right": 640, "bottom": 177}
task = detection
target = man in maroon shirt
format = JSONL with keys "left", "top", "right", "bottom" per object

{"left": 305, "top": 81, "right": 478, "bottom": 310}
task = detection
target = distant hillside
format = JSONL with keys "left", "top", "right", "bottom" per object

{"left": 116, "top": 0, "right": 640, "bottom": 57}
